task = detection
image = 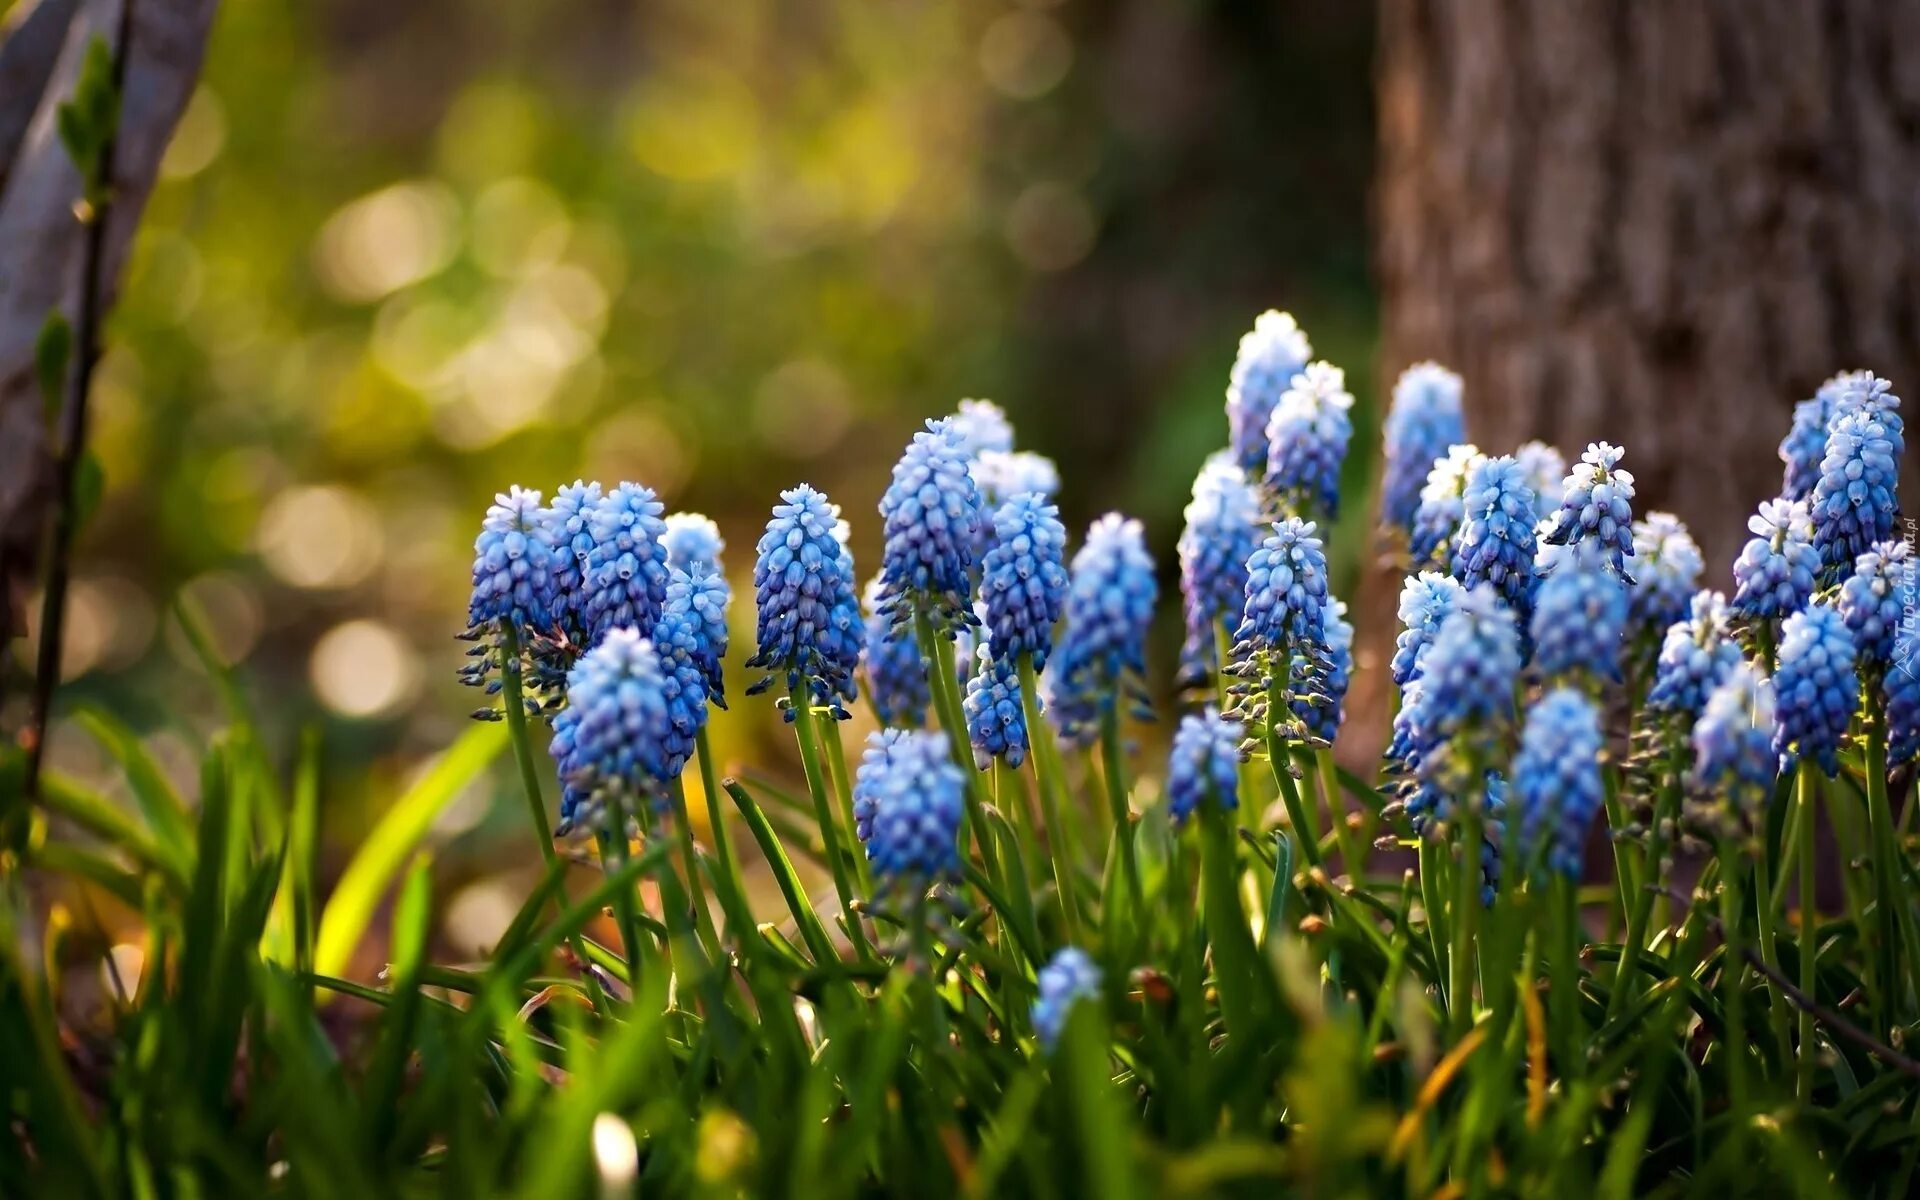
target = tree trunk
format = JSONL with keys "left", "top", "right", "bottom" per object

{"left": 1376, "top": 0, "right": 1920, "bottom": 571}
{"left": 0, "top": 0, "right": 217, "bottom": 657}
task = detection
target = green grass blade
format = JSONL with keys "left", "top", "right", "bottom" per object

{"left": 722, "top": 777, "right": 837, "bottom": 963}
{"left": 72, "top": 705, "right": 193, "bottom": 860}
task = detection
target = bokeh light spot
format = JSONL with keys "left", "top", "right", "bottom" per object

{"left": 257, "top": 485, "right": 385, "bottom": 590}
{"left": 1004, "top": 181, "right": 1096, "bottom": 271}
{"left": 753, "top": 359, "right": 854, "bottom": 458}
{"left": 980, "top": 12, "right": 1073, "bottom": 100}
{"left": 160, "top": 86, "right": 227, "bottom": 180}
{"left": 310, "top": 619, "right": 420, "bottom": 718}
{"left": 313, "top": 182, "right": 462, "bottom": 303}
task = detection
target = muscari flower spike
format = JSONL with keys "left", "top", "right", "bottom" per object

{"left": 468, "top": 486, "right": 559, "bottom": 637}
{"left": 1226, "top": 310, "right": 1313, "bottom": 472}
{"left": 745, "top": 485, "right": 862, "bottom": 719}
{"left": 1837, "top": 540, "right": 1913, "bottom": 668}
{"left": 1409, "top": 585, "right": 1522, "bottom": 790}
{"left": 973, "top": 450, "right": 1061, "bottom": 511}
{"left": 1391, "top": 571, "right": 1465, "bottom": 687}
{"left": 1178, "top": 456, "right": 1262, "bottom": 676}
{"left": 948, "top": 398, "right": 1015, "bottom": 458}
{"left": 1450, "top": 454, "right": 1539, "bottom": 624}
{"left": 1409, "top": 444, "right": 1484, "bottom": 570}
{"left": 1166, "top": 707, "right": 1243, "bottom": 827}
{"left": 664, "top": 564, "right": 729, "bottom": 705}
{"left": 1032, "top": 947, "right": 1102, "bottom": 1053}
{"left": 1529, "top": 564, "right": 1627, "bottom": 682}
{"left": 877, "top": 418, "right": 987, "bottom": 634}
{"left": 1628, "top": 513, "right": 1703, "bottom": 639}
{"left": 963, "top": 644, "right": 1028, "bottom": 770}
{"left": 1048, "top": 514, "right": 1158, "bottom": 746}
{"left": 1227, "top": 518, "right": 1331, "bottom": 739}
{"left": 861, "top": 576, "right": 929, "bottom": 728}
{"left": 1292, "top": 598, "right": 1352, "bottom": 745}
{"left": 1541, "top": 442, "right": 1635, "bottom": 579}
{"left": 1811, "top": 399, "right": 1902, "bottom": 577}
{"left": 979, "top": 493, "right": 1069, "bottom": 671}
{"left": 1381, "top": 362, "right": 1465, "bottom": 535}
{"left": 662, "top": 513, "right": 724, "bottom": 574}
{"left": 1514, "top": 441, "right": 1568, "bottom": 511}
{"left": 1646, "top": 590, "right": 1743, "bottom": 719}
{"left": 1780, "top": 378, "right": 1841, "bottom": 503}
{"left": 1264, "top": 360, "right": 1354, "bottom": 518}
{"left": 855, "top": 728, "right": 967, "bottom": 882}
{"left": 1888, "top": 623, "right": 1919, "bottom": 767}
{"left": 549, "top": 629, "right": 707, "bottom": 833}
{"left": 543, "top": 480, "right": 602, "bottom": 639}
{"left": 1772, "top": 601, "right": 1858, "bottom": 776}
{"left": 1513, "top": 688, "right": 1603, "bottom": 879}
{"left": 581, "top": 482, "right": 672, "bottom": 645}
{"left": 1730, "top": 499, "right": 1818, "bottom": 623}
{"left": 1692, "top": 663, "right": 1777, "bottom": 833}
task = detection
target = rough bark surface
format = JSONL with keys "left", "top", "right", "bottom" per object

{"left": 0, "top": 0, "right": 217, "bottom": 643}
{"left": 1376, "top": 0, "right": 1920, "bottom": 569}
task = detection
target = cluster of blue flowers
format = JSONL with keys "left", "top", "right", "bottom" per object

{"left": 1730, "top": 499, "right": 1818, "bottom": 622}
{"left": 1513, "top": 688, "right": 1602, "bottom": 878}
{"left": 548, "top": 629, "right": 706, "bottom": 830}
{"left": 1541, "top": 443, "right": 1635, "bottom": 578}
{"left": 876, "top": 418, "right": 988, "bottom": 632}
{"left": 1031, "top": 947, "right": 1103, "bottom": 1052}
{"left": 1646, "top": 591, "right": 1743, "bottom": 718}
{"left": 1381, "top": 362, "right": 1465, "bottom": 535}
{"left": 963, "top": 646, "right": 1028, "bottom": 770}
{"left": 1837, "top": 540, "right": 1913, "bottom": 667}
{"left": 1225, "top": 310, "right": 1313, "bottom": 472}
{"left": 1890, "top": 625, "right": 1919, "bottom": 767}
{"left": 1692, "top": 664, "right": 1777, "bottom": 831}
{"left": 1166, "top": 707, "right": 1243, "bottom": 826}
{"left": 1451, "top": 455, "right": 1539, "bottom": 624}
{"left": 979, "top": 493, "right": 1070, "bottom": 671}
{"left": 1809, "top": 373, "right": 1903, "bottom": 575}
{"left": 1773, "top": 602, "right": 1859, "bottom": 776}
{"left": 1409, "top": 445, "right": 1483, "bottom": 570}
{"left": 1390, "top": 572, "right": 1464, "bottom": 687}
{"left": 745, "top": 485, "right": 861, "bottom": 718}
{"left": 861, "top": 577, "right": 929, "bottom": 728}
{"left": 1263, "top": 361, "right": 1355, "bottom": 518}
{"left": 1529, "top": 565, "right": 1626, "bottom": 682}
{"left": 1049, "top": 515, "right": 1158, "bottom": 745}
{"left": 1178, "top": 457, "right": 1263, "bottom": 675}
{"left": 1626, "top": 514, "right": 1703, "bottom": 638}
{"left": 467, "top": 486, "right": 558, "bottom": 637}
{"left": 854, "top": 728, "right": 967, "bottom": 882}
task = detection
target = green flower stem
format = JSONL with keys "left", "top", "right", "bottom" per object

{"left": 1719, "top": 838, "right": 1748, "bottom": 1119}
{"left": 1600, "top": 763, "right": 1635, "bottom": 932}
{"left": 596, "top": 796, "right": 649, "bottom": 990}
{"left": 1862, "top": 695, "right": 1910, "bottom": 1038}
{"left": 1314, "top": 747, "right": 1362, "bottom": 879}
{"left": 1017, "top": 653, "right": 1082, "bottom": 942}
{"left": 666, "top": 779, "right": 721, "bottom": 961}
{"left": 916, "top": 611, "right": 1003, "bottom": 887}
{"left": 1795, "top": 759, "right": 1818, "bottom": 1099}
{"left": 1548, "top": 876, "right": 1581, "bottom": 1081}
{"left": 1420, "top": 835, "right": 1451, "bottom": 1007}
{"left": 816, "top": 708, "right": 871, "bottom": 894}
{"left": 1751, "top": 846, "right": 1793, "bottom": 1069}
{"left": 694, "top": 726, "right": 754, "bottom": 938}
{"left": 497, "top": 622, "right": 604, "bottom": 1010}
{"left": 1264, "top": 675, "right": 1322, "bottom": 869}
{"left": 1448, "top": 798, "right": 1483, "bottom": 1041}
{"left": 1099, "top": 704, "right": 1145, "bottom": 941}
{"left": 788, "top": 678, "right": 863, "bottom": 959}
{"left": 1198, "top": 797, "right": 1261, "bottom": 1039}
{"left": 1214, "top": 621, "right": 1261, "bottom": 834}
{"left": 1606, "top": 742, "right": 1681, "bottom": 1023}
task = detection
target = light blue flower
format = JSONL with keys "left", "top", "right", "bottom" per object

{"left": 1812, "top": 403, "right": 1902, "bottom": 576}
{"left": 1692, "top": 663, "right": 1777, "bottom": 826}
{"left": 979, "top": 493, "right": 1070, "bottom": 671}
{"left": 1730, "top": 499, "right": 1818, "bottom": 622}
{"left": 1529, "top": 565, "right": 1627, "bottom": 682}
{"left": 664, "top": 563, "right": 729, "bottom": 704}
{"left": 1837, "top": 540, "right": 1913, "bottom": 667}
{"left": 948, "top": 398, "right": 1015, "bottom": 457}
{"left": 1391, "top": 571, "right": 1465, "bottom": 687}
{"left": 549, "top": 629, "right": 706, "bottom": 832}
{"left": 581, "top": 482, "right": 672, "bottom": 645}
{"left": 1409, "top": 444, "right": 1483, "bottom": 570}
{"left": 1888, "top": 624, "right": 1919, "bottom": 766}
{"left": 1450, "top": 454, "right": 1539, "bottom": 623}
{"left": 544, "top": 480, "right": 602, "bottom": 639}
{"left": 1513, "top": 441, "right": 1568, "bottom": 512}
{"left": 469, "top": 486, "right": 559, "bottom": 635}
{"left": 972, "top": 449, "right": 1061, "bottom": 511}
{"left": 1540, "top": 442, "right": 1635, "bottom": 579}
{"left": 877, "top": 418, "right": 987, "bottom": 633}
{"left": 1032, "top": 947, "right": 1102, "bottom": 1052}
{"left": 662, "top": 513, "right": 724, "bottom": 574}
{"left": 1646, "top": 591, "right": 1742, "bottom": 719}
{"left": 1381, "top": 362, "right": 1465, "bottom": 535}
{"left": 856, "top": 728, "right": 967, "bottom": 881}
{"left": 1293, "top": 599, "right": 1351, "bottom": 745}
{"left": 1178, "top": 456, "right": 1262, "bottom": 675}
{"left": 1226, "top": 310, "right": 1313, "bottom": 472}
{"left": 1264, "top": 360, "right": 1354, "bottom": 518}
{"left": 861, "top": 576, "right": 929, "bottom": 727}
{"left": 1513, "top": 689, "right": 1603, "bottom": 878}
{"left": 1627, "top": 514, "right": 1703, "bottom": 638}
{"left": 745, "top": 485, "right": 862, "bottom": 718}
{"left": 963, "top": 645, "right": 1028, "bottom": 770}
{"left": 1772, "top": 601, "right": 1858, "bottom": 775}
{"left": 1049, "top": 514, "right": 1158, "bottom": 745}
{"left": 1167, "top": 707, "right": 1242, "bottom": 826}
{"left": 1410, "top": 585, "right": 1522, "bottom": 779}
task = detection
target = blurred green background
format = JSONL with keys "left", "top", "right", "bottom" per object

{"left": 14, "top": 0, "right": 1377, "bottom": 955}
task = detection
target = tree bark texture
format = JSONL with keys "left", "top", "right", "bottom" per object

{"left": 1376, "top": 0, "right": 1920, "bottom": 572}
{"left": 0, "top": 0, "right": 216, "bottom": 645}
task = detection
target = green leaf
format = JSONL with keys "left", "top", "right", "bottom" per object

{"left": 722, "top": 777, "right": 836, "bottom": 963}
{"left": 56, "top": 37, "right": 118, "bottom": 190}
{"left": 69, "top": 453, "right": 105, "bottom": 536}
{"left": 72, "top": 706, "right": 193, "bottom": 863}
{"left": 313, "top": 721, "right": 507, "bottom": 978}
{"left": 34, "top": 314, "right": 71, "bottom": 425}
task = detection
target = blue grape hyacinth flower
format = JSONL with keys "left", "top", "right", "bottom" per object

{"left": 1228, "top": 519, "right": 1332, "bottom": 738}
{"left": 581, "top": 482, "right": 672, "bottom": 645}
{"left": 1049, "top": 514, "right": 1158, "bottom": 745}
{"left": 979, "top": 493, "right": 1070, "bottom": 671}
{"left": 664, "top": 563, "right": 730, "bottom": 705}
{"left": 1541, "top": 442, "right": 1635, "bottom": 579}
{"left": 1513, "top": 688, "right": 1603, "bottom": 879}
{"left": 1264, "top": 360, "right": 1354, "bottom": 518}
{"left": 745, "top": 485, "right": 862, "bottom": 718}
{"left": 1407, "top": 586, "right": 1522, "bottom": 801}
{"left": 856, "top": 728, "right": 967, "bottom": 882}
{"left": 1730, "top": 498, "right": 1818, "bottom": 623}
{"left": 1772, "top": 601, "right": 1858, "bottom": 776}
{"left": 1837, "top": 540, "right": 1913, "bottom": 668}
{"left": 1409, "top": 444, "right": 1483, "bottom": 570}
{"left": 543, "top": 480, "right": 602, "bottom": 639}
{"left": 963, "top": 646, "right": 1028, "bottom": 770}
{"left": 1450, "top": 454, "right": 1539, "bottom": 623}
{"left": 1032, "top": 947, "right": 1102, "bottom": 1052}
{"left": 1178, "top": 456, "right": 1262, "bottom": 676}
{"left": 1381, "top": 362, "right": 1465, "bottom": 535}
{"left": 549, "top": 629, "right": 707, "bottom": 832}
{"left": 662, "top": 512, "right": 724, "bottom": 574}
{"left": 1780, "top": 390, "right": 1834, "bottom": 503}
{"left": 1693, "top": 663, "right": 1777, "bottom": 829}
{"left": 1166, "top": 707, "right": 1243, "bottom": 826}
{"left": 1530, "top": 564, "right": 1627, "bottom": 682}
{"left": 861, "top": 576, "right": 929, "bottom": 727}
{"left": 469, "top": 486, "right": 559, "bottom": 637}
{"left": 1226, "top": 310, "right": 1313, "bottom": 472}
{"left": 1391, "top": 572, "right": 1465, "bottom": 687}
{"left": 1812, "top": 405, "right": 1902, "bottom": 577}
{"left": 1628, "top": 514, "right": 1703, "bottom": 639}
{"left": 1293, "top": 599, "right": 1352, "bottom": 744}
{"left": 948, "top": 398, "right": 1015, "bottom": 458}
{"left": 1888, "top": 623, "right": 1919, "bottom": 766}
{"left": 1646, "top": 590, "right": 1743, "bottom": 719}
{"left": 877, "top": 418, "right": 987, "bottom": 634}
{"left": 972, "top": 449, "right": 1060, "bottom": 511}
{"left": 1514, "top": 441, "right": 1568, "bottom": 511}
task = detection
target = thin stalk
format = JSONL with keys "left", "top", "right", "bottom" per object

{"left": 1862, "top": 696, "right": 1909, "bottom": 1036}
{"left": 1752, "top": 847, "right": 1792, "bottom": 1069}
{"left": 817, "top": 707, "right": 871, "bottom": 893}
{"left": 1795, "top": 760, "right": 1818, "bottom": 1099}
{"left": 1449, "top": 800, "right": 1483, "bottom": 1040}
{"left": 667, "top": 779, "right": 722, "bottom": 960}
{"left": 1264, "top": 675, "right": 1322, "bottom": 869}
{"left": 788, "top": 679, "right": 863, "bottom": 956}
{"left": 1215, "top": 621, "right": 1261, "bottom": 835}
{"left": 1719, "top": 841, "right": 1748, "bottom": 1122}
{"left": 1198, "top": 798, "right": 1261, "bottom": 1040}
{"left": 1420, "top": 835, "right": 1451, "bottom": 1006}
{"left": 597, "top": 802, "right": 647, "bottom": 990}
{"left": 1600, "top": 764, "right": 1635, "bottom": 931}
{"left": 1315, "top": 747, "right": 1363, "bottom": 879}
{"left": 1549, "top": 876, "right": 1580, "bottom": 1081}
{"left": 1099, "top": 704, "right": 1144, "bottom": 937}
{"left": 694, "top": 726, "right": 753, "bottom": 936}
{"left": 1017, "top": 654, "right": 1082, "bottom": 942}
{"left": 917, "top": 611, "right": 1002, "bottom": 883}
{"left": 1606, "top": 743, "right": 1681, "bottom": 1023}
